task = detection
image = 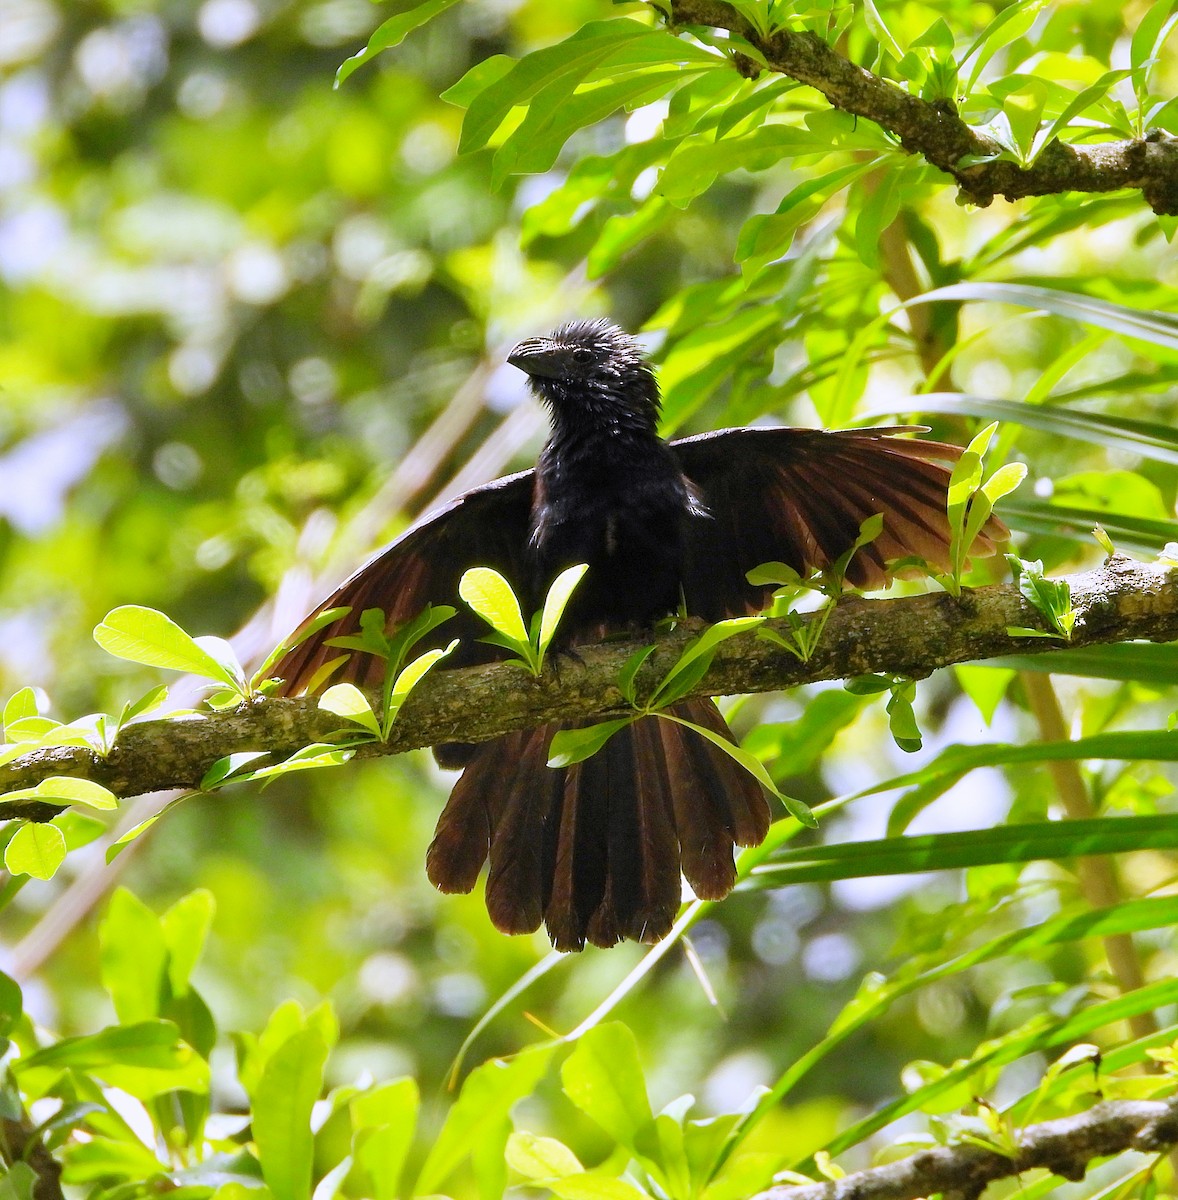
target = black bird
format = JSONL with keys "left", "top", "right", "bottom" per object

{"left": 274, "top": 320, "right": 1005, "bottom": 951}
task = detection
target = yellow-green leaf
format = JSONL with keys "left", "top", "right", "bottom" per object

{"left": 460, "top": 567, "right": 529, "bottom": 645}
{"left": 94, "top": 605, "right": 238, "bottom": 685}
{"left": 4, "top": 822, "right": 66, "bottom": 880}
{"left": 319, "top": 684, "right": 381, "bottom": 738}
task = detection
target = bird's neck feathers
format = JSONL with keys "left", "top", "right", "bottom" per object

{"left": 534, "top": 365, "right": 662, "bottom": 451}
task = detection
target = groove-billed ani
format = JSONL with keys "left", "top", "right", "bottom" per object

{"left": 274, "top": 320, "right": 1006, "bottom": 951}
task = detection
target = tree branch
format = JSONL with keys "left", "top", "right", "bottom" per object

{"left": 0, "top": 556, "right": 1175, "bottom": 816}
{"left": 753, "top": 1094, "right": 1178, "bottom": 1200}
{"left": 668, "top": 0, "right": 1178, "bottom": 215}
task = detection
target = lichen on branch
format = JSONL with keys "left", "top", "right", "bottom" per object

{"left": 667, "top": 0, "right": 1178, "bottom": 214}
{"left": 753, "top": 1094, "right": 1178, "bottom": 1200}
{"left": 0, "top": 557, "right": 1175, "bottom": 817}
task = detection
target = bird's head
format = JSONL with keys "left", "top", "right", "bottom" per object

{"left": 507, "top": 320, "right": 660, "bottom": 432}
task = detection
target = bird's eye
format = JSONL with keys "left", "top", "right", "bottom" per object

{"left": 571, "top": 346, "right": 594, "bottom": 364}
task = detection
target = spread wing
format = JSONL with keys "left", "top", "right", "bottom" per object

{"left": 672, "top": 426, "right": 1008, "bottom": 621}
{"left": 272, "top": 470, "right": 536, "bottom": 694}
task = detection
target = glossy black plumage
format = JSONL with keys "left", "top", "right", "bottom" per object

{"left": 274, "top": 320, "right": 1006, "bottom": 950}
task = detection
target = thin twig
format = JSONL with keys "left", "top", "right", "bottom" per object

{"left": 753, "top": 1094, "right": 1178, "bottom": 1200}
{"left": 668, "top": 0, "right": 1178, "bottom": 214}
{"left": 0, "top": 557, "right": 1175, "bottom": 811}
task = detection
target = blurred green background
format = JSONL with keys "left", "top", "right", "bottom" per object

{"left": 3, "top": 0, "right": 1178, "bottom": 1186}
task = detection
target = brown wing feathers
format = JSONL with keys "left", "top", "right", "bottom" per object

{"left": 274, "top": 426, "right": 1007, "bottom": 951}
{"left": 675, "top": 428, "right": 1007, "bottom": 616}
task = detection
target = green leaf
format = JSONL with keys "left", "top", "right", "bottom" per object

{"left": 660, "top": 713, "right": 817, "bottom": 828}
{"left": 538, "top": 564, "right": 589, "bottom": 661}
{"left": 1000, "top": 498, "right": 1178, "bottom": 553}
{"left": 162, "top": 889, "right": 215, "bottom": 997}
{"left": 735, "top": 162, "right": 878, "bottom": 271}
{"left": 473, "top": 1118, "right": 511, "bottom": 1200}
{"left": 1038, "top": 69, "right": 1133, "bottom": 150}
{"left": 0, "top": 970, "right": 22, "bottom": 1041}
{"left": 651, "top": 617, "right": 761, "bottom": 707}
{"left": 417, "top": 1043, "right": 555, "bottom": 1194}
{"left": 739, "top": 894, "right": 1178, "bottom": 1150}
{"left": 1007, "top": 555, "right": 1075, "bottom": 639}
{"left": 442, "top": 54, "right": 516, "bottom": 107}
{"left": 0, "top": 775, "right": 118, "bottom": 812}
{"left": 656, "top": 298, "right": 808, "bottom": 430}
{"left": 743, "top": 690, "right": 865, "bottom": 778}
{"left": 981, "top": 461, "right": 1028, "bottom": 505}
{"left": 852, "top": 168, "right": 902, "bottom": 270}
{"left": 753, "top": 815, "right": 1178, "bottom": 888}
{"left": 100, "top": 887, "right": 168, "bottom": 1023}
{"left": 548, "top": 720, "right": 635, "bottom": 768}
{"left": 996, "top": 76, "right": 1049, "bottom": 160}
{"left": 993, "top": 643, "right": 1178, "bottom": 684}
{"left": 193, "top": 634, "right": 247, "bottom": 692}
{"left": 201, "top": 751, "right": 269, "bottom": 790}
{"left": 493, "top": 70, "right": 704, "bottom": 187}
{"left": 540, "top": 1177, "right": 649, "bottom": 1200}
{"left": 953, "top": 664, "right": 1015, "bottom": 724}
{"left": 253, "top": 1028, "right": 330, "bottom": 1200}
{"left": 312, "top": 1155, "right": 353, "bottom": 1200}
{"left": 746, "top": 561, "right": 803, "bottom": 587}
{"left": 1131, "top": 0, "right": 1178, "bottom": 75}
{"left": 636, "top": 1112, "right": 691, "bottom": 1199}
{"left": 862, "top": 0, "right": 905, "bottom": 60}
{"left": 17, "top": 1020, "right": 208, "bottom": 1088}
{"left": 55, "top": 810, "right": 105, "bottom": 855}
{"left": 259, "top": 607, "right": 353, "bottom": 685}
{"left": 885, "top": 684, "right": 922, "bottom": 753}
{"left": 460, "top": 566, "right": 530, "bottom": 647}
{"left": 561, "top": 1024, "right": 652, "bottom": 1149}
{"left": 912, "top": 282, "right": 1178, "bottom": 352}
{"left": 0, "top": 1163, "right": 37, "bottom": 1200}
{"left": 4, "top": 822, "right": 66, "bottom": 880}
{"left": 2, "top": 688, "right": 37, "bottom": 738}
{"left": 506, "top": 1131, "right": 583, "bottom": 1180}
{"left": 960, "top": 0, "right": 1047, "bottom": 93}
{"left": 63, "top": 1138, "right": 165, "bottom": 1185}
{"left": 590, "top": 200, "right": 671, "bottom": 277}
{"left": 106, "top": 793, "right": 192, "bottom": 862}
{"left": 352, "top": 1078, "right": 419, "bottom": 1200}
{"left": 909, "top": 394, "right": 1178, "bottom": 465}
{"left": 319, "top": 683, "right": 381, "bottom": 738}
{"left": 94, "top": 605, "right": 239, "bottom": 686}
{"left": 335, "top": 0, "right": 460, "bottom": 87}
{"left": 381, "top": 602, "right": 457, "bottom": 679}
{"left": 385, "top": 640, "right": 457, "bottom": 728}
{"left": 459, "top": 20, "right": 667, "bottom": 154}
{"left": 245, "top": 742, "right": 358, "bottom": 782}
{"left": 823, "top": 977, "right": 1178, "bottom": 1159}
{"left": 617, "top": 644, "right": 657, "bottom": 706}
{"left": 120, "top": 683, "right": 169, "bottom": 724}
{"left": 845, "top": 673, "right": 894, "bottom": 695}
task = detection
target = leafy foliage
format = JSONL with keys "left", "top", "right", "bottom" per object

{"left": 1, "top": 0, "right": 1178, "bottom": 1196}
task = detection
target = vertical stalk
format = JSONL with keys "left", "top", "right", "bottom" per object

{"left": 1021, "top": 671, "right": 1155, "bottom": 1042}
{"left": 870, "top": 200, "right": 1157, "bottom": 1044}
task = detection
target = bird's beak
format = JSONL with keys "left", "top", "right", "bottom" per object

{"left": 507, "top": 338, "right": 566, "bottom": 379}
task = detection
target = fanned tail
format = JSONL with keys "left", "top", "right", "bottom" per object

{"left": 425, "top": 699, "right": 771, "bottom": 951}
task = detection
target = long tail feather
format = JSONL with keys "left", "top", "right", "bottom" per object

{"left": 424, "top": 702, "right": 770, "bottom": 950}
{"left": 485, "top": 726, "right": 564, "bottom": 935}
